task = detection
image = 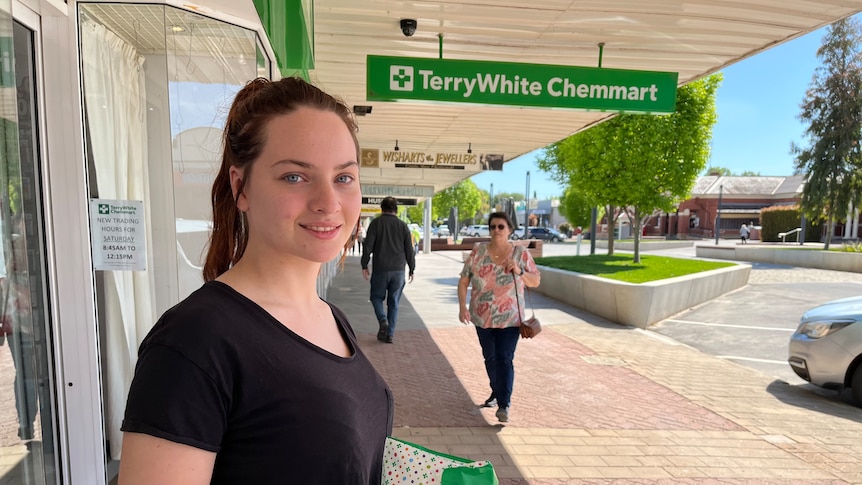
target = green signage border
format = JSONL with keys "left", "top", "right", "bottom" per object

{"left": 367, "top": 56, "right": 678, "bottom": 114}
{"left": 253, "top": 0, "right": 314, "bottom": 77}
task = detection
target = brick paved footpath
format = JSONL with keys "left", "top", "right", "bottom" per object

{"left": 328, "top": 251, "right": 862, "bottom": 485}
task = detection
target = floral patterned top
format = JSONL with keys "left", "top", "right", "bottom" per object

{"left": 460, "top": 243, "right": 539, "bottom": 329}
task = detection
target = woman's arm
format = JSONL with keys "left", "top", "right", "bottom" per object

{"left": 513, "top": 248, "right": 541, "bottom": 288}
{"left": 519, "top": 268, "right": 541, "bottom": 288}
{"left": 457, "top": 275, "right": 471, "bottom": 324}
{"left": 118, "top": 433, "right": 216, "bottom": 485}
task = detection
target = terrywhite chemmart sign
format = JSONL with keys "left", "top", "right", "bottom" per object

{"left": 367, "top": 56, "right": 678, "bottom": 113}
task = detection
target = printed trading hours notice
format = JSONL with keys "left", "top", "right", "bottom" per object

{"left": 89, "top": 199, "right": 147, "bottom": 271}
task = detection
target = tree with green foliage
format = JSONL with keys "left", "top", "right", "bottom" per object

{"left": 704, "top": 166, "right": 732, "bottom": 176}
{"left": 496, "top": 191, "right": 524, "bottom": 201}
{"left": 405, "top": 203, "right": 424, "bottom": 223}
{"left": 431, "top": 179, "right": 484, "bottom": 227}
{"left": 538, "top": 73, "right": 721, "bottom": 261}
{"left": 558, "top": 186, "right": 602, "bottom": 229}
{"left": 490, "top": 191, "right": 524, "bottom": 209}
{"left": 793, "top": 16, "right": 862, "bottom": 250}
{"left": 703, "top": 166, "right": 760, "bottom": 176}
{"left": 703, "top": 167, "right": 760, "bottom": 177}
{"left": 404, "top": 180, "right": 484, "bottom": 226}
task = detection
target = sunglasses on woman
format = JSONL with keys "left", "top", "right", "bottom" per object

{"left": 490, "top": 224, "right": 508, "bottom": 231}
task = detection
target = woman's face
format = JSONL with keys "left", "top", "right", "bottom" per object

{"left": 231, "top": 107, "right": 360, "bottom": 264}
{"left": 489, "top": 218, "right": 511, "bottom": 240}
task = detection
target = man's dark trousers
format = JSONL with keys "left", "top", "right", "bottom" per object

{"left": 370, "top": 270, "right": 406, "bottom": 338}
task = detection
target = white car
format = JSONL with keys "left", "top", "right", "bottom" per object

{"left": 511, "top": 226, "right": 526, "bottom": 240}
{"left": 788, "top": 296, "right": 862, "bottom": 406}
{"left": 463, "top": 224, "right": 490, "bottom": 237}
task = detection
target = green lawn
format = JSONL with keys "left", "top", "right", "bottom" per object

{"left": 533, "top": 254, "right": 735, "bottom": 283}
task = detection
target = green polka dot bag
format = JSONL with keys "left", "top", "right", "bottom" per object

{"left": 382, "top": 437, "right": 499, "bottom": 485}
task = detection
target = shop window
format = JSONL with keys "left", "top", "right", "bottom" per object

{"left": 78, "top": 3, "right": 268, "bottom": 463}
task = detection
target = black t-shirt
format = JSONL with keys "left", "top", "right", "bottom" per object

{"left": 122, "top": 281, "right": 393, "bottom": 484}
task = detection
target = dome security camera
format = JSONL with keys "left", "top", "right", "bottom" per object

{"left": 400, "top": 19, "right": 417, "bottom": 37}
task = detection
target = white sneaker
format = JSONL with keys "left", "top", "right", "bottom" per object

{"left": 495, "top": 407, "right": 509, "bottom": 423}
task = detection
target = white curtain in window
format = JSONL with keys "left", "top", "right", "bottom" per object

{"left": 81, "top": 21, "right": 155, "bottom": 460}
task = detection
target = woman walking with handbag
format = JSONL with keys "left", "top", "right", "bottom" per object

{"left": 458, "top": 212, "right": 540, "bottom": 423}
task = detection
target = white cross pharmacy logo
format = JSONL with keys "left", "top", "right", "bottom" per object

{"left": 390, "top": 66, "right": 413, "bottom": 91}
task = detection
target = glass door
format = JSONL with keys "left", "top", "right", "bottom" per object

{"left": 0, "top": 10, "right": 59, "bottom": 485}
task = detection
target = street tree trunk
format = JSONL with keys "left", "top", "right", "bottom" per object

{"left": 633, "top": 207, "right": 641, "bottom": 263}
{"left": 606, "top": 205, "right": 615, "bottom": 256}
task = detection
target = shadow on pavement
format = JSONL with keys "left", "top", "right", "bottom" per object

{"left": 765, "top": 380, "right": 862, "bottom": 423}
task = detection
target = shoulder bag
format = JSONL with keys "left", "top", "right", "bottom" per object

{"left": 514, "top": 270, "right": 541, "bottom": 339}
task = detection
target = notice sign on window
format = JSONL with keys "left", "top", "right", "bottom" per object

{"left": 89, "top": 199, "right": 146, "bottom": 271}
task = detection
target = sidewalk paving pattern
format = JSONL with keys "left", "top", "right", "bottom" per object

{"left": 328, "top": 251, "right": 862, "bottom": 484}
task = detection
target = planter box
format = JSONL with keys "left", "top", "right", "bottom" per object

{"left": 695, "top": 245, "right": 862, "bottom": 273}
{"left": 533, "top": 264, "right": 751, "bottom": 328}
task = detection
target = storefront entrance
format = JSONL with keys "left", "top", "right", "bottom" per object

{"left": 0, "top": 5, "right": 60, "bottom": 485}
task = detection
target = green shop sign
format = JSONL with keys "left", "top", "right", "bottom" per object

{"left": 367, "top": 55, "right": 678, "bottom": 114}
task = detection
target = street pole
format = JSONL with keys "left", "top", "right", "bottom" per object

{"left": 799, "top": 212, "right": 806, "bottom": 245}
{"left": 490, "top": 183, "right": 494, "bottom": 212}
{"left": 714, "top": 184, "right": 723, "bottom": 245}
{"left": 525, "top": 171, "right": 531, "bottom": 228}
{"left": 590, "top": 207, "right": 597, "bottom": 255}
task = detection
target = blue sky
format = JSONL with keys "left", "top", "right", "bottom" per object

{"left": 471, "top": 24, "right": 829, "bottom": 200}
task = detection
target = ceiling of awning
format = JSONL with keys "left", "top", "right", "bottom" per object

{"left": 306, "top": 0, "right": 862, "bottom": 195}
{"left": 83, "top": 0, "right": 862, "bottom": 198}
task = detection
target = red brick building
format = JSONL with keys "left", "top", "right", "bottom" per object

{"left": 661, "top": 175, "right": 806, "bottom": 239}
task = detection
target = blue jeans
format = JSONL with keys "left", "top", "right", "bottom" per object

{"left": 475, "top": 326, "right": 520, "bottom": 409}
{"left": 370, "top": 270, "right": 406, "bottom": 336}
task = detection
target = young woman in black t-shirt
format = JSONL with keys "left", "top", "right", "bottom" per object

{"left": 119, "top": 77, "right": 393, "bottom": 485}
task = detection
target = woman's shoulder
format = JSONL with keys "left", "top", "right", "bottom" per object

{"left": 143, "top": 281, "right": 248, "bottom": 349}
{"left": 467, "top": 242, "right": 489, "bottom": 259}
{"left": 326, "top": 302, "right": 357, "bottom": 339}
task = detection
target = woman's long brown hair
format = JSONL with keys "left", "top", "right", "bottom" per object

{"left": 203, "top": 77, "right": 359, "bottom": 281}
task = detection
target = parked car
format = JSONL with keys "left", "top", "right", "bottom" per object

{"left": 511, "top": 226, "right": 526, "bottom": 240}
{"left": 437, "top": 224, "right": 450, "bottom": 237}
{"left": 788, "top": 296, "right": 862, "bottom": 406}
{"left": 526, "top": 227, "right": 565, "bottom": 242}
{"left": 462, "top": 224, "right": 490, "bottom": 237}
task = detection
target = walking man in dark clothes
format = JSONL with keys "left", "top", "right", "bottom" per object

{"left": 361, "top": 197, "right": 415, "bottom": 343}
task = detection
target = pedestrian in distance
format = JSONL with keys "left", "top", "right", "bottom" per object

{"left": 410, "top": 224, "right": 422, "bottom": 255}
{"left": 356, "top": 222, "right": 366, "bottom": 255}
{"left": 348, "top": 221, "right": 365, "bottom": 255}
{"left": 458, "top": 211, "right": 540, "bottom": 423}
{"left": 119, "top": 77, "right": 392, "bottom": 485}
{"left": 740, "top": 223, "right": 750, "bottom": 244}
{"left": 361, "top": 197, "right": 415, "bottom": 344}
{"left": 348, "top": 223, "right": 359, "bottom": 255}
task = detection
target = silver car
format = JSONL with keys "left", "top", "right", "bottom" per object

{"left": 788, "top": 296, "right": 862, "bottom": 406}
